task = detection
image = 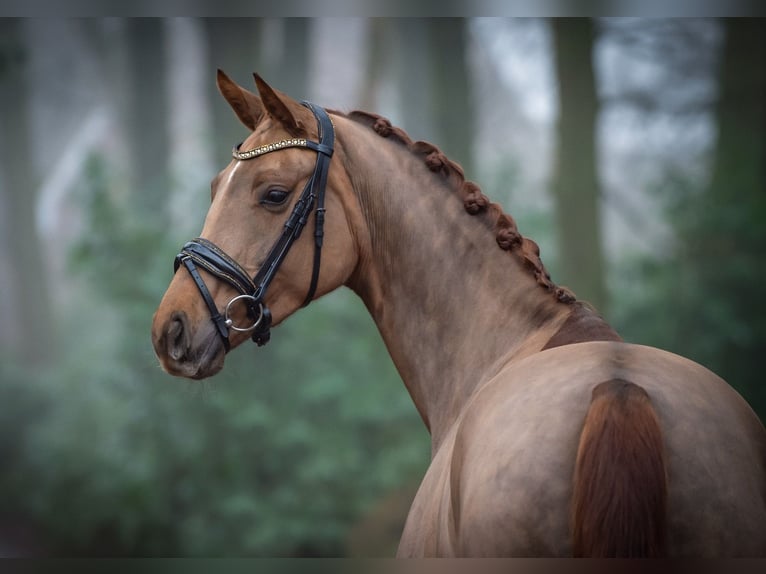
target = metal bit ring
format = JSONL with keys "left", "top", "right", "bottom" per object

{"left": 224, "top": 295, "right": 265, "bottom": 333}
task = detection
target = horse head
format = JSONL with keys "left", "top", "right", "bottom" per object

{"left": 151, "top": 71, "right": 359, "bottom": 379}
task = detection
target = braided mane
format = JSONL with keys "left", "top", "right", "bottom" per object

{"left": 345, "top": 110, "right": 576, "bottom": 305}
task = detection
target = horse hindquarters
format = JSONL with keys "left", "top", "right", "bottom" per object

{"left": 572, "top": 379, "right": 668, "bottom": 557}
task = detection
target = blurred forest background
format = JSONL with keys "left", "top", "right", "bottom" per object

{"left": 0, "top": 18, "right": 764, "bottom": 557}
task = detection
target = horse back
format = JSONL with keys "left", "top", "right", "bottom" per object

{"left": 399, "top": 341, "right": 766, "bottom": 557}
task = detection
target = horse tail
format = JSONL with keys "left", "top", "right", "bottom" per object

{"left": 571, "top": 379, "right": 668, "bottom": 557}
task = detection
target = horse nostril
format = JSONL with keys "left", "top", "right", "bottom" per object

{"left": 166, "top": 312, "right": 191, "bottom": 362}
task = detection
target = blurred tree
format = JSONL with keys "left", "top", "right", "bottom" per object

{"left": 710, "top": 18, "right": 765, "bottom": 202}
{"left": 393, "top": 20, "right": 433, "bottom": 142}
{"left": 205, "top": 18, "right": 262, "bottom": 166}
{"left": 428, "top": 18, "right": 474, "bottom": 178}
{"left": 392, "top": 18, "right": 474, "bottom": 178}
{"left": 122, "top": 19, "right": 170, "bottom": 215}
{"left": 688, "top": 17, "right": 766, "bottom": 413}
{"left": 275, "top": 18, "right": 309, "bottom": 99}
{"left": 612, "top": 18, "right": 766, "bottom": 422}
{"left": 0, "top": 20, "right": 53, "bottom": 363}
{"left": 550, "top": 18, "right": 608, "bottom": 315}
{"left": 164, "top": 18, "right": 215, "bottom": 239}
{"left": 359, "top": 19, "right": 386, "bottom": 112}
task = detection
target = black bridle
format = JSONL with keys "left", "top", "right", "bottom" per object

{"left": 173, "top": 102, "right": 335, "bottom": 351}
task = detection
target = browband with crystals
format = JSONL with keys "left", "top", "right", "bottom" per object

{"left": 232, "top": 138, "right": 310, "bottom": 160}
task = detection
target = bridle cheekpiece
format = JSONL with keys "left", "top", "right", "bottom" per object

{"left": 173, "top": 102, "right": 334, "bottom": 352}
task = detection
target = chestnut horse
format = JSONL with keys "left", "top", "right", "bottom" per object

{"left": 152, "top": 71, "right": 766, "bottom": 557}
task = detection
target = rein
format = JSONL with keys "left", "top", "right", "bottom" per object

{"left": 173, "top": 102, "right": 335, "bottom": 351}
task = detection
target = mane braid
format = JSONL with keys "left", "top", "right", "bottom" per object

{"left": 345, "top": 110, "right": 577, "bottom": 305}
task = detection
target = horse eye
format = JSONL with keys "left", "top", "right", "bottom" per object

{"left": 261, "top": 188, "right": 289, "bottom": 206}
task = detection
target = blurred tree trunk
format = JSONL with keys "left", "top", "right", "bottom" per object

{"left": 395, "top": 20, "right": 434, "bottom": 143}
{"left": 359, "top": 19, "right": 387, "bottom": 111}
{"left": 427, "top": 18, "right": 474, "bottom": 178}
{"left": 551, "top": 18, "right": 608, "bottom": 315}
{"left": 205, "top": 18, "right": 262, "bottom": 166}
{"left": 0, "top": 20, "right": 53, "bottom": 362}
{"left": 279, "top": 18, "right": 309, "bottom": 99}
{"left": 393, "top": 19, "right": 474, "bottom": 177}
{"left": 703, "top": 18, "right": 766, "bottom": 400}
{"left": 165, "top": 18, "right": 215, "bottom": 238}
{"left": 122, "top": 20, "right": 169, "bottom": 214}
{"left": 357, "top": 18, "right": 474, "bottom": 180}
{"left": 710, "top": 18, "right": 766, "bottom": 201}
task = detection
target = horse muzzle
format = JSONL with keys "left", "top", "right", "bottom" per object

{"left": 152, "top": 309, "right": 226, "bottom": 380}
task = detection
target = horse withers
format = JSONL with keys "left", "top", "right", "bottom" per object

{"left": 151, "top": 71, "right": 766, "bottom": 557}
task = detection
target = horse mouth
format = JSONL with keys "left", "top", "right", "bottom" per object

{"left": 158, "top": 329, "right": 226, "bottom": 380}
{"left": 189, "top": 334, "right": 226, "bottom": 379}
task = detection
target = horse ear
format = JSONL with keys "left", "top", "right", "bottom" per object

{"left": 253, "top": 73, "right": 306, "bottom": 138}
{"left": 216, "top": 69, "right": 264, "bottom": 131}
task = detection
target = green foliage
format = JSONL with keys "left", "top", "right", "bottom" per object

{"left": 0, "top": 154, "right": 429, "bottom": 556}
{"left": 611, "top": 169, "right": 766, "bottom": 423}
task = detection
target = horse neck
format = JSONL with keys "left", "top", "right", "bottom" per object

{"left": 336, "top": 116, "right": 574, "bottom": 452}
